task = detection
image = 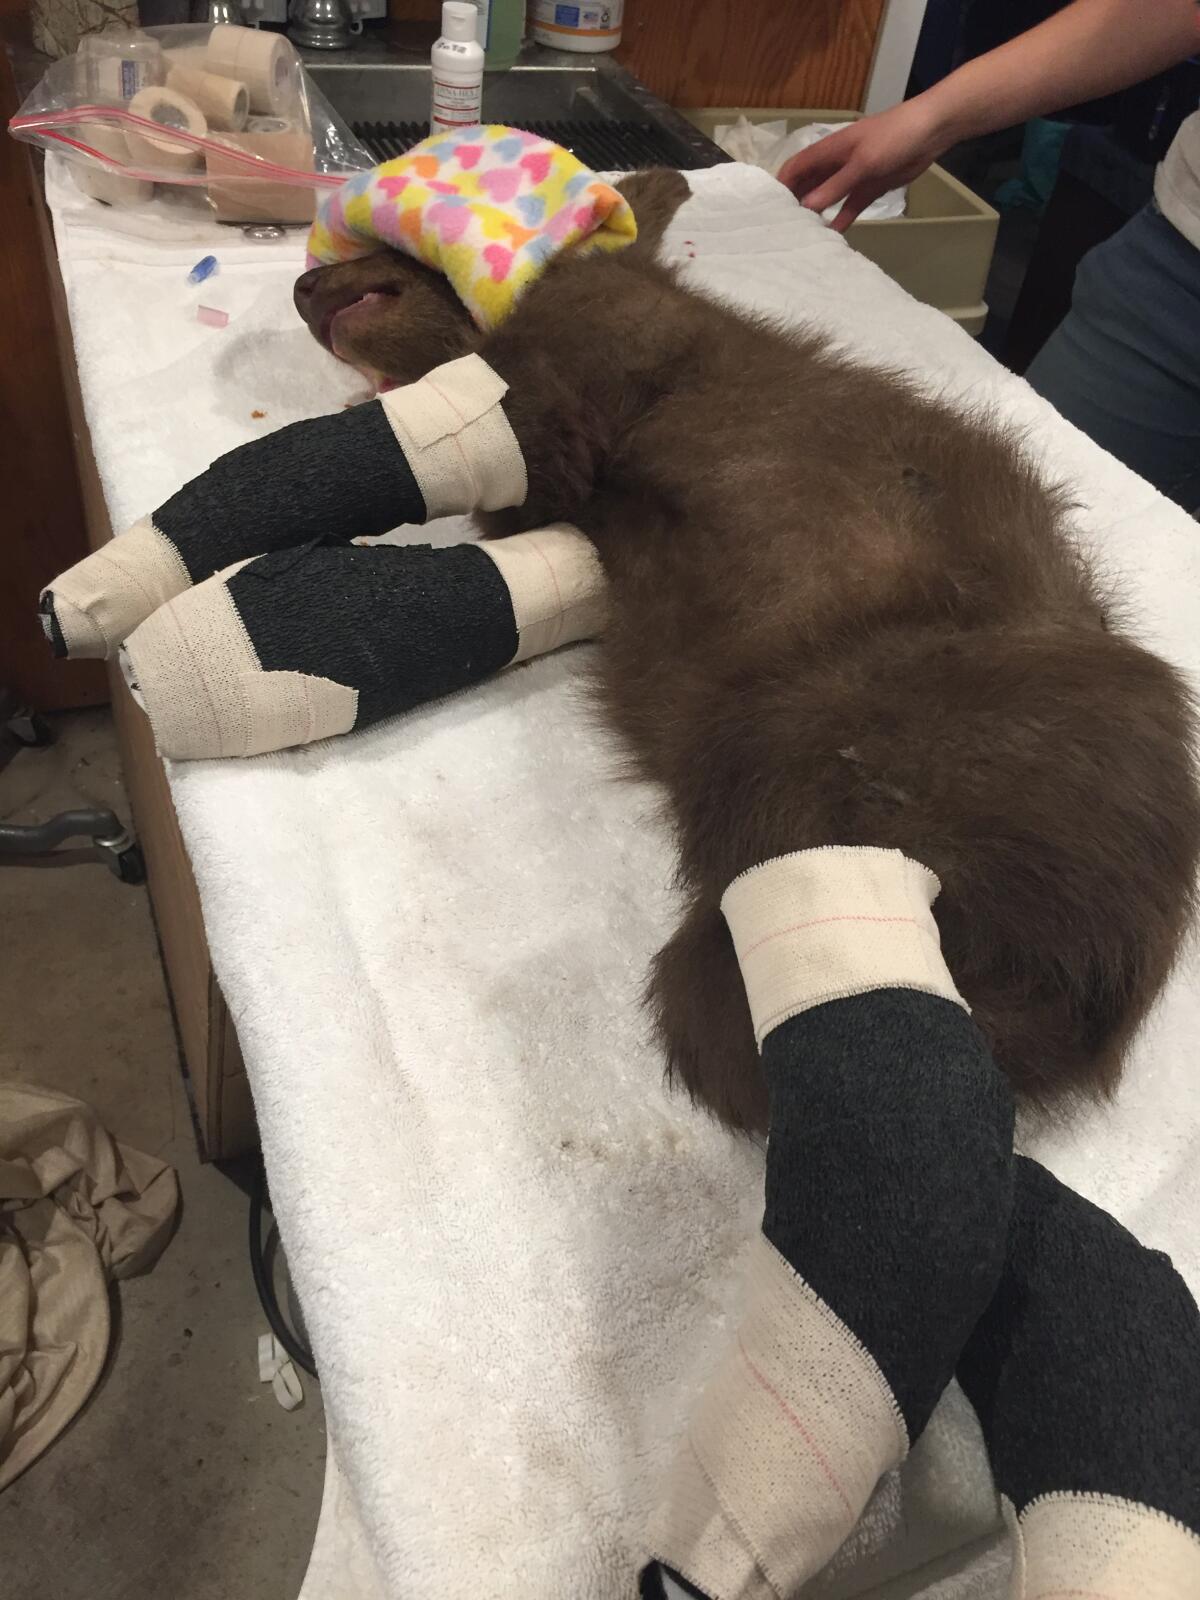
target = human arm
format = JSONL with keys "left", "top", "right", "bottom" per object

{"left": 779, "top": 0, "right": 1200, "bottom": 230}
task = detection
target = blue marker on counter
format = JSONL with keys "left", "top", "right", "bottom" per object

{"left": 187, "top": 255, "right": 219, "bottom": 285}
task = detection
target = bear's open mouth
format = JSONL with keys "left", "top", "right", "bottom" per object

{"left": 318, "top": 286, "right": 400, "bottom": 355}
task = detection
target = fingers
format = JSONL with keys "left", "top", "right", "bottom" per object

{"left": 775, "top": 102, "right": 943, "bottom": 231}
{"left": 783, "top": 163, "right": 887, "bottom": 234}
{"left": 776, "top": 139, "right": 887, "bottom": 233}
{"left": 826, "top": 189, "right": 877, "bottom": 234}
{"left": 776, "top": 142, "right": 844, "bottom": 200}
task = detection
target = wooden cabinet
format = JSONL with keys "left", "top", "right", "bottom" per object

{"left": 0, "top": 7, "right": 106, "bottom": 711}
{"left": 618, "top": 0, "right": 887, "bottom": 110}
{"left": 388, "top": 0, "right": 888, "bottom": 110}
{"left": 0, "top": 0, "right": 251, "bottom": 1156}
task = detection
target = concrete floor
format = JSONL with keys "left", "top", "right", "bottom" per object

{"left": 0, "top": 710, "right": 326, "bottom": 1600}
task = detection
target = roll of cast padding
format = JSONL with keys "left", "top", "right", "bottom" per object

{"left": 124, "top": 86, "right": 208, "bottom": 174}
{"left": 204, "top": 129, "right": 316, "bottom": 224}
{"left": 71, "top": 122, "right": 153, "bottom": 208}
{"left": 204, "top": 25, "right": 298, "bottom": 117}
{"left": 166, "top": 65, "right": 249, "bottom": 133}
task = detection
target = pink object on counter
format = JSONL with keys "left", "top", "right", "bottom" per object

{"left": 197, "top": 304, "right": 229, "bottom": 328}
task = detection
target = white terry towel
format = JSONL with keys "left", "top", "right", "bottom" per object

{"left": 48, "top": 159, "right": 1200, "bottom": 1599}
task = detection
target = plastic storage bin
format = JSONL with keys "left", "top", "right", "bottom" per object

{"left": 685, "top": 107, "right": 999, "bottom": 336}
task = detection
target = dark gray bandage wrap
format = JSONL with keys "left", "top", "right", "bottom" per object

{"left": 763, "top": 988, "right": 1014, "bottom": 1441}
{"left": 156, "top": 402, "right": 429, "bottom": 585}
{"left": 958, "top": 1156, "right": 1200, "bottom": 1532}
{"left": 226, "top": 540, "right": 519, "bottom": 728}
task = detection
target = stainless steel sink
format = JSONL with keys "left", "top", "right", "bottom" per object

{"left": 302, "top": 29, "right": 724, "bottom": 172}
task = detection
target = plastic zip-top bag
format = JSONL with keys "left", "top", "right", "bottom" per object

{"left": 9, "top": 24, "right": 372, "bottom": 224}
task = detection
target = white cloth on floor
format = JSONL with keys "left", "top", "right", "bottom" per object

{"left": 0, "top": 1084, "right": 178, "bottom": 1489}
{"left": 46, "top": 155, "right": 1200, "bottom": 1600}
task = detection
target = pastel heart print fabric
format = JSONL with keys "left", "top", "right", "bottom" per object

{"left": 307, "top": 126, "right": 639, "bottom": 329}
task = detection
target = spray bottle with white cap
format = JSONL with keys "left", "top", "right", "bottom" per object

{"left": 431, "top": 2, "right": 485, "bottom": 133}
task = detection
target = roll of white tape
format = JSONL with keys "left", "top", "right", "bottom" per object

{"left": 246, "top": 115, "right": 290, "bottom": 134}
{"left": 125, "top": 87, "right": 208, "bottom": 174}
{"left": 166, "top": 65, "right": 249, "bottom": 132}
{"left": 71, "top": 122, "right": 153, "bottom": 208}
{"left": 163, "top": 44, "right": 210, "bottom": 75}
{"left": 205, "top": 25, "right": 298, "bottom": 117}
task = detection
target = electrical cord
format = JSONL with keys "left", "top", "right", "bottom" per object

{"left": 249, "top": 1154, "right": 317, "bottom": 1378}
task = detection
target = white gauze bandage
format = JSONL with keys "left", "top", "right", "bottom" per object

{"left": 41, "top": 517, "right": 191, "bottom": 661}
{"left": 1014, "top": 1494, "right": 1200, "bottom": 1600}
{"left": 378, "top": 353, "right": 528, "bottom": 519}
{"left": 720, "top": 844, "right": 965, "bottom": 1048}
{"left": 122, "top": 563, "right": 357, "bottom": 761}
{"left": 649, "top": 1234, "right": 910, "bottom": 1600}
{"left": 481, "top": 524, "right": 608, "bottom": 662}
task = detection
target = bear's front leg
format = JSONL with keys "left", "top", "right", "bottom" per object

{"left": 120, "top": 526, "right": 607, "bottom": 761}
{"left": 41, "top": 352, "right": 564, "bottom": 661}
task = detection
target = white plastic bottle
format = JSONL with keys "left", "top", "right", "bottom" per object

{"left": 431, "top": 2, "right": 485, "bottom": 132}
{"left": 529, "top": 0, "right": 622, "bottom": 53}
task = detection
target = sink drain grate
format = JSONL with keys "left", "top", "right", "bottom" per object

{"left": 351, "top": 118, "right": 705, "bottom": 171}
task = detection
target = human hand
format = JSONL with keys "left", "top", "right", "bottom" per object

{"left": 777, "top": 98, "right": 948, "bottom": 232}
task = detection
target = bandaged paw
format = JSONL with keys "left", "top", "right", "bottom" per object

{"left": 40, "top": 517, "right": 192, "bottom": 661}
{"left": 727, "top": 850, "right": 1012, "bottom": 1444}
{"left": 40, "top": 355, "right": 527, "bottom": 661}
{"left": 648, "top": 1235, "right": 908, "bottom": 1600}
{"left": 122, "top": 526, "right": 604, "bottom": 761}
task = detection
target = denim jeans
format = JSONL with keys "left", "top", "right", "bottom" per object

{"left": 1026, "top": 202, "right": 1200, "bottom": 514}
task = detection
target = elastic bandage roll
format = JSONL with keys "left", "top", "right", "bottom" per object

{"left": 379, "top": 353, "right": 527, "bottom": 519}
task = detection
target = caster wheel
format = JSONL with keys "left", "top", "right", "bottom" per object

{"left": 7, "top": 710, "right": 53, "bottom": 747}
{"left": 110, "top": 844, "right": 146, "bottom": 885}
